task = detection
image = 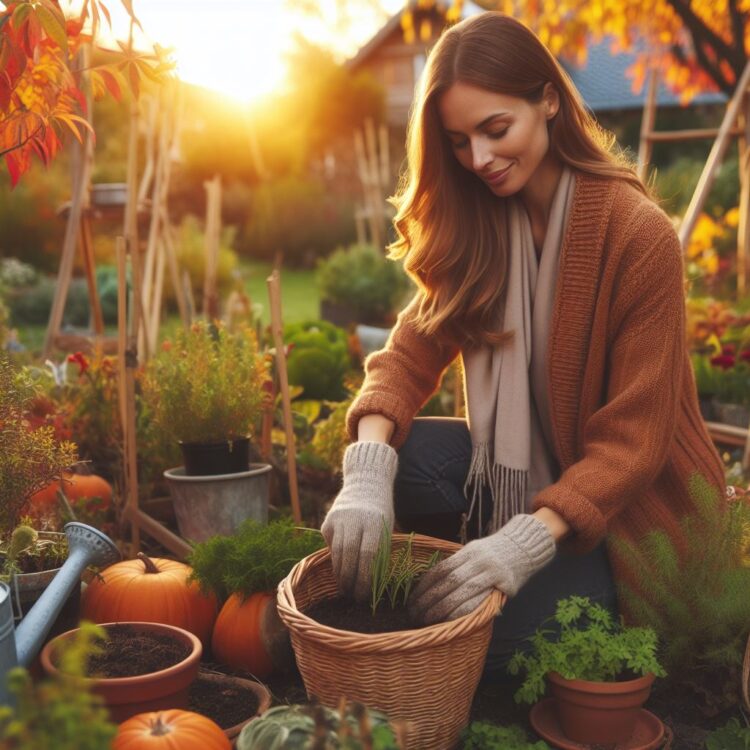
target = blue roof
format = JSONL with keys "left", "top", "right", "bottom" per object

{"left": 561, "top": 38, "right": 726, "bottom": 112}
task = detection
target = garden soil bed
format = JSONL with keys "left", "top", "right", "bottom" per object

{"left": 87, "top": 625, "right": 191, "bottom": 678}
{"left": 188, "top": 673, "right": 259, "bottom": 730}
{"left": 304, "top": 597, "right": 422, "bottom": 633}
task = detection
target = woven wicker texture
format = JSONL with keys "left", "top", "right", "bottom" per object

{"left": 277, "top": 534, "right": 505, "bottom": 750}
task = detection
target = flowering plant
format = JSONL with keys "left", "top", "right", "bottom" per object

{"left": 142, "top": 321, "right": 269, "bottom": 445}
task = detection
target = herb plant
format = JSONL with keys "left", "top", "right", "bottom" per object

{"left": 0, "top": 621, "right": 117, "bottom": 750}
{"left": 142, "top": 321, "right": 269, "bottom": 445}
{"left": 507, "top": 596, "right": 666, "bottom": 705}
{"left": 461, "top": 721, "right": 550, "bottom": 750}
{"left": 0, "top": 524, "right": 68, "bottom": 580}
{"left": 611, "top": 473, "right": 750, "bottom": 677}
{"left": 188, "top": 518, "right": 325, "bottom": 600}
{"left": 0, "top": 353, "right": 78, "bottom": 532}
{"left": 370, "top": 523, "right": 439, "bottom": 615}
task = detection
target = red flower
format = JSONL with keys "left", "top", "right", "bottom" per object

{"left": 722, "top": 343, "right": 736, "bottom": 355}
{"left": 710, "top": 354, "right": 736, "bottom": 370}
{"left": 67, "top": 351, "right": 89, "bottom": 375}
{"left": 740, "top": 350, "right": 750, "bottom": 364}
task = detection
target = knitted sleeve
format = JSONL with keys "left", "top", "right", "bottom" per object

{"left": 346, "top": 294, "right": 460, "bottom": 448}
{"left": 532, "top": 211, "right": 686, "bottom": 553}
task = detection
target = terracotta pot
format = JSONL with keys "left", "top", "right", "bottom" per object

{"left": 40, "top": 621, "right": 202, "bottom": 722}
{"left": 195, "top": 670, "right": 271, "bottom": 740}
{"left": 547, "top": 670, "right": 655, "bottom": 745}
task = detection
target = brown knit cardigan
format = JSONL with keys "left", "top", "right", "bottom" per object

{"left": 346, "top": 170, "right": 726, "bottom": 596}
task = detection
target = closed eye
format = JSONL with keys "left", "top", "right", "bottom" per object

{"left": 449, "top": 128, "right": 509, "bottom": 149}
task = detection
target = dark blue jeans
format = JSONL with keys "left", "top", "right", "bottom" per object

{"left": 394, "top": 417, "right": 618, "bottom": 678}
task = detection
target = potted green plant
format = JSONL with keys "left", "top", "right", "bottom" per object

{"left": 0, "top": 621, "right": 118, "bottom": 749}
{"left": 142, "top": 322, "right": 272, "bottom": 541}
{"left": 316, "top": 244, "right": 411, "bottom": 328}
{"left": 189, "top": 518, "right": 325, "bottom": 680}
{"left": 507, "top": 596, "right": 666, "bottom": 747}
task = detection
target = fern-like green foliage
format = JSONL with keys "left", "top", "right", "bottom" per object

{"left": 610, "top": 472, "right": 750, "bottom": 675}
{"left": 0, "top": 622, "right": 117, "bottom": 750}
{"left": 370, "top": 523, "right": 440, "bottom": 615}
{"left": 461, "top": 721, "right": 551, "bottom": 750}
{"left": 188, "top": 518, "right": 325, "bottom": 600}
{"left": 0, "top": 353, "right": 78, "bottom": 533}
{"left": 507, "top": 596, "right": 665, "bottom": 705}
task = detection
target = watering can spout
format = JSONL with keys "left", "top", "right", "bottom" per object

{"left": 0, "top": 522, "right": 120, "bottom": 705}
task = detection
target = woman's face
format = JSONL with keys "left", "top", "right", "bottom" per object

{"left": 437, "top": 81, "right": 559, "bottom": 197}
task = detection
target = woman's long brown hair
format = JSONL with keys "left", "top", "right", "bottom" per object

{"left": 388, "top": 12, "right": 647, "bottom": 348}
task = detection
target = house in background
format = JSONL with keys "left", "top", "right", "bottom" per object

{"left": 346, "top": 2, "right": 726, "bottom": 132}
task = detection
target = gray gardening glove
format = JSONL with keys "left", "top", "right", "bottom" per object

{"left": 409, "top": 514, "right": 556, "bottom": 624}
{"left": 321, "top": 441, "right": 398, "bottom": 602}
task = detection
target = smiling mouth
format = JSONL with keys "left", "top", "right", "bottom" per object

{"left": 483, "top": 164, "right": 513, "bottom": 185}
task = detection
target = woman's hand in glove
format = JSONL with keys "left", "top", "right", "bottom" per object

{"left": 409, "top": 514, "right": 556, "bottom": 624}
{"left": 320, "top": 441, "right": 398, "bottom": 602}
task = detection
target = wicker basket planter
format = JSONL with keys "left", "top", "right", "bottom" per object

{"left": 277, "top": 534, "right": 505, "bottom": 750}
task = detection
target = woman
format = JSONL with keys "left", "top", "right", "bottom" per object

{"left": 321, "top": 12, "right": 725, "bottom": 674}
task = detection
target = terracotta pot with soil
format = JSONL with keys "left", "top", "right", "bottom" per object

{"left": 276, "top": 534, "right": 505, "bottom": 750}
{"left": 189, "top": 670, "right": 271, "bottom": 740}
{"left": 40, "top": 621, "right": 202, "bottom": 722}
{"left": 546, "top": 670, "right": 656, "bottom": 745}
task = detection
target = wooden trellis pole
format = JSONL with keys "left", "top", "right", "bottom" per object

{"left": 267, "top": 270, "right": 302, "bottom": 525}
{"left": 354, "top": 118, "right": 390, "bottom": 248}
{"left": 203, "top": 175, "right": 222, "bottom": 319}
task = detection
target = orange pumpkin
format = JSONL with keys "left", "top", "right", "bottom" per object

{"left": 211, "top": 592, "right": 275, "bottom": 678}
{"left": 82, "top": 553, "right": 218, "bottom": 648}
{"left": 27, "top": 471, "right": 113, "bottom": 513}
{"left": 113, "top": 710, "right": 230, "bottom": 749}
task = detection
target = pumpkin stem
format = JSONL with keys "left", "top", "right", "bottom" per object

{"left": 137, "top": 552, "right": 160, "bottom": 574}
{"left": 149, "top": 714, "right": 172, "bottom": 736}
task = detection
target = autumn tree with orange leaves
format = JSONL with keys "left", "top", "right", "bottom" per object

{"left": 455, "top": 0, "right": 749, "bottom": 102}
{"left": 0, "top": 0, "right": 172, "bottom": 186}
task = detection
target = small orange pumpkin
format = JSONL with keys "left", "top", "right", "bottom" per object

{"left": 82, "top": 553, "right": 218, "bottom": 648}
{"left": 113, "top": 710, "right": 230, "bottom": 749}
{"left": 211, "top": 591, "right": 275, "bottom": 678}
{"left": 27, "top": 471, "right": 113, "bottom": 513}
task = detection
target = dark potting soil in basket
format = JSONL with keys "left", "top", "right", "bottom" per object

{"left": 86, "top": 624, "right": 191, "bottom": 678}
{"left": 304, "top": 597, "right": 423, "bottom": 634}
{"left": 188, "top": 675, "right": 259, "bottom": 729}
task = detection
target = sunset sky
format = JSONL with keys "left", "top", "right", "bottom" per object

{"left": 59, "top": 0, "right": 406, "bottom": 103}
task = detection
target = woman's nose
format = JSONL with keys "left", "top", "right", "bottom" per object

{"left": 471, "top": 139, "right": 493, "bottom": 172}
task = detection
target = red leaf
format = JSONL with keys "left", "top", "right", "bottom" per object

{"left": 99, "top": 68, "right": 121, "bottom": 101}
{"left": 0, "top": 72, "right": 11, "bottom": 111}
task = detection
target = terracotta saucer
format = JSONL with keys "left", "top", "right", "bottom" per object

{"left": 529, "top": 698, "right": 665, "bottom": 750}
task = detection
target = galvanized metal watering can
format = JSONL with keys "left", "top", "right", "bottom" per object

{"left": 0, "top": 522, "right": 121, "bottom": 705}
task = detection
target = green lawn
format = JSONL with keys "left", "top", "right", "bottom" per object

{"left": 242, "top": 260, "right": 319, "bottom": 325}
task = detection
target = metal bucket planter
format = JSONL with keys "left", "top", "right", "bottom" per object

{"left": 164, "top": 463, "right": 271, "bottom": 543}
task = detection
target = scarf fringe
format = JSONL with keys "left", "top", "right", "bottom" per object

{"left": 464, "top": 442, "right": 528, "bottom": 538}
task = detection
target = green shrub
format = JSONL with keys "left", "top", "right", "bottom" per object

{"left": 284, "top": 319, "right": 350, "bottom": 400}
{"left": 7, "top": 277, "right": 90, "bottom": 327}
{"left": 507, "top": 596, "right": 665, "bottom": 705}
{"left": 611, "top": 474, "right": 750, "bottom": 679}
{"left": 240, "top": 176, "right": 356, "bottom": 267}
{"left": 164, "top": 214, "right": 239, "bottom": 311}
{"left": 461, "top": 722, "right": 550, "bottom": 750}
{"left": 316, "top": 244, "right": 411, "bottom": 325}
{"left": 188, "top": 518, "right": 325, "bottom": 600}
{"left": 705, "top": 718, "right": 750, "bottom": 749}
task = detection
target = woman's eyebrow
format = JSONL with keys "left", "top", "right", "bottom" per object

{"left": 444, "top": 112, "right": 511, "bottom": 135}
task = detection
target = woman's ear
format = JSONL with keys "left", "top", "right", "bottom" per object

{"left": 542, "top": 83, "right": 560, "bottom": 119}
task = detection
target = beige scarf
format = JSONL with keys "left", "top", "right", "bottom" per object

{"left": 463, "top": 167, "right": 575, "bottom": 535}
